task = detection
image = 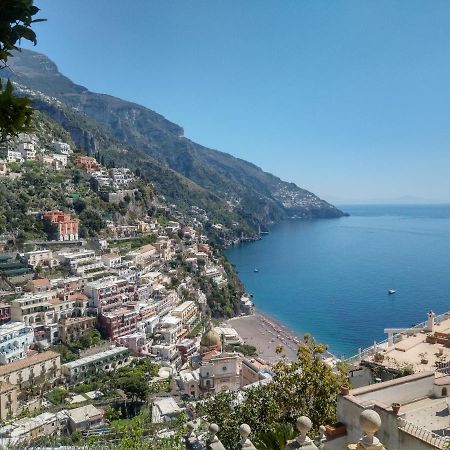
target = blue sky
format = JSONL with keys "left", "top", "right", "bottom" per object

{"left": 25, "top": 1, "right": 450, "bottom": 203}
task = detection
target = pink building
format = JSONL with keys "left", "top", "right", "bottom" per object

{"left": 43, "top": 210, "right": 79, "bottom": 241}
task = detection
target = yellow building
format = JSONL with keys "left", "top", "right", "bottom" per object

{"left": 0, "top": 351, "right": 61, "bottom": 397}
{"left": 0, "top": 382, "right": 18, "bottom": 421}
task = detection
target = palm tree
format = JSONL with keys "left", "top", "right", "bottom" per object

{"left": 254, "top": 423, "right": 295, "bottom": 450}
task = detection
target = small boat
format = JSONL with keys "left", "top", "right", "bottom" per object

{"left": 254, "top": 268, "right": 259, "bottom": 273}
{"left": 388, "top": 289, "right": 396, "bottom": 295}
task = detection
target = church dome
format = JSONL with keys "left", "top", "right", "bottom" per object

{"left": 200, "top": 323, "right": 221, "bottom": 353}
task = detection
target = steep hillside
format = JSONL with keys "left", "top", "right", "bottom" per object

{"left": 5, "top": 49, "right": 345, "bottom": 228}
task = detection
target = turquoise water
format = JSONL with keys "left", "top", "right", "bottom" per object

{"left": 225, "top": 205, "right": 450, "bottom": 357}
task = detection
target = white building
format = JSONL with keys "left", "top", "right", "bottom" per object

{"left": 23, "top": 249, "right": 55, "bottom": 269}
{"left": 111, "top": 167, "right": 134, "bottom": 188}
{"left": 10, "top": 292, "right": 57, "bottom": 326}
{"left": 116, "top": 332, "right": 151, "bottom": 356}
{"left": 57, "top": 249, "right": 104, "bottom": 277}
{"left": 51, "top": 153, "right": 68, "bottom": 167}
{"left": 0, "top": 322, "right": 34, "bottom": 364}
{"left": 101, "top": 253, "right": 122, "bottom": 268}
{"left": 152, "top": 397, "right": 182, "bottom": 423}
{"left": 158, "top": 316, "right": 182, "bottom": 343}
{"left": 62, "top": 346, "right": 130, "bottom": 384}
{"left": 199, "top": 352, "right": 241, "bottom": 395}
{"left": 17, "top": 142, "right": 36, "bottom": 160}
{"left": 49, "top": 141, "right": 71, "bottom": 155}
{"left": 84, "top": 276, "right": 133, "bottom": 313}
{"left": 66, "top": 404, "right": 104, "bottom": 432}
{"left": 0, "top": 410, "right": 68, "bottom": 445}
{"left": 7, "top": 150, "right": 23, "bottom": 163}
{"left": 334, "top": 372, "right": 450, "bottom": 450}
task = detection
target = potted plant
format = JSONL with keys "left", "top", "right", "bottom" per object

{"left": 392, "top": 402, "right": 401, "bottom": 414}
{"left": 419, "top": 352, "right": 428, "bottom": 364}
{"left": 340, "top": 385, "right": 350, "bottom": 396}
{"left": 374, "top": 352, "right": 384, "bottom": 363}
{"left": 325, "top": 422, "right": 347, "bottom": 438}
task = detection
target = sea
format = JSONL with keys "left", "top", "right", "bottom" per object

{"left": 225, "top": 204, "right": 450, "bottom": 358}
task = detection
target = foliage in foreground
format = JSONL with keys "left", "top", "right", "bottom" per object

{"left": 200, "top": 335, "right": 347, "bottom": 449}
{"left": 0, "top": 0, "right": 44, "bottom": 140}
{"left": 87, "top": 410, "right": 185, "bottom": 450}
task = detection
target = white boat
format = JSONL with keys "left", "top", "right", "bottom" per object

{"left": 388, "top": 289, "right": 396, "bottom": 295}
{"left": 254, "top": 268, "right": 259, "bottom": 273}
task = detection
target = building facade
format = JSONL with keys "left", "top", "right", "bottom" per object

{"left": 62, "top": 347, "right": 130, "bottom": 384}
{"left": 43, "top": 211, "right": 79, "bottom": 241}
{"left": 0, "top": 322, "right": 34, "bottom": 365}
{"left": 58, "top": 317, "right": 97, "bottom": 344}
{"left": 0, "top": 351, "right": 61, "bottom": 394}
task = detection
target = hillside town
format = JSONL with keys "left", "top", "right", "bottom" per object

{"left": 0, "top": 133, "right": 274, "bottom": 447}
{"left": 2, "top": 3, "right": 450, "bottom": 447}
{"left": 1, "top": 131, "right": 450, "bottom": 449}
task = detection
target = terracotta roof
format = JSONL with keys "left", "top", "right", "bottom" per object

{"left": 103, "top": 253, "right": 119, "bottom": 259}
{"left": 68, "top": 293, "right": 88, "bottom": 301}
{"left": 30, "top": 278, "right": 50, "bottom": 286}
{"left": 0, "top": 351, "right": 59, "bottom": 377}
{"left": 139, "top": 244, "right": 155, "bottom": 253}
{"left": 201, "top": 350, "right": 221, "bottom": 362}
{"left": 49, "top": 298, "right": 63, "bottom": 305}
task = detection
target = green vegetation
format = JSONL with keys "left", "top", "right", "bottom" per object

{"left": 70, "top": 329, "right": 104, "bottom": 351}
{"left": 0, "top": 1, "right": 43, "bottom": 65}
{"left": 50, "top": 330, "right": 105, "bottom": 363}
{"left": 187, "top": 322, "right": 202, "bottom": 337}
{"left": 226, "top": 343, "right": 257, "bottom": 356}
{"left": 0, "top": 79, "right": 33, "bottom": 141}
{"left": 196, "top": 274, "right": 243, "bottom": 318}
{"left": 0, "top": 0, "right": 44, "bottom": 140}
{"left": 45, "top": 387, "right": 69, "bottom": 405}
{"left": 109, "top": 234, "right": 157, "bottom": 252}
{"left": 49, "top": 344, "right": 77, "bottom": 364}
{"left": 200, "top": 335, "right": 347, "bottom": 449}
{"left": 87, "top": 410, "right": 185, "bottom": 450}
{"left": 0, "top": 145, "right": 156, "bottom": 245}
{"left": 109, "top": 359, "right": 159, "bottom": 403}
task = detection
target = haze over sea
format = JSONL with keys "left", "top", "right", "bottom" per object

{"left": 225, "top": 204, "right": 450, "bottom": 358}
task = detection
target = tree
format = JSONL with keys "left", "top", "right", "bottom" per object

{"left": 0, "top": 79, "right": 33, "bottom": 141}
{"left": 0, "top": 0, "right": 45, "bottom": 140}
{"left": 0, "top": 0, "right": 44, "bottom": 65}
{"left": 200, "top": 386, "right": 279, "bottom": 449}
{"left": 46, "top": 387, "right": 69, "bottom": 405}
{"left": 79, "top": 208, "right": 105, "bottom": 236}
{"left": 104, "top": 406, "right": 122, "bottom": 423}
{"left": 73, "top": 197, "right": 86, "bottom": 214}
{"left": 115, "top": 375, "right": 149, "bottom": 402}
{"left": 270, "top": 334, "right": 346, "bottom": 428}
{"left": 200, "top": 335, "right": 347, "bottom": 449}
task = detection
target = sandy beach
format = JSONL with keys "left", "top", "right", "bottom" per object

{"left": 224, "top": 312, "right": 303, "bottom": 364}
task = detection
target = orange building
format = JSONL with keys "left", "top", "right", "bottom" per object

{"left": 44, "top": 210, "right": 79, "bottom": 241}
{"left": 73, "top": 156, "right": 100, "bottom": 173}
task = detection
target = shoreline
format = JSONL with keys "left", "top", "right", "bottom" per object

{"left": 224, "top": 310, "right": 336, "bottom": 365}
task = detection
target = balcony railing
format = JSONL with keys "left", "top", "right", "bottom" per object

{"left": 345, "top": 311, "right": 450, "bottom": 366}
{"left": 398, "top": 417, "right": 450, "bottom": 449}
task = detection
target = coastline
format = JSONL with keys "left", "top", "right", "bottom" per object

{"left": 224, "top": 310, "right": 336, "bottom": 365}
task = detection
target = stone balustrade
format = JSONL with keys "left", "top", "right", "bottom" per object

{"left": 185, "top": 408, "right": 386, "bottom": 450}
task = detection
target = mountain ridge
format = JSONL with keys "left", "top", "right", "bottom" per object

{"left": 4, "top": 49, "right": 345, "bottom": 234}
